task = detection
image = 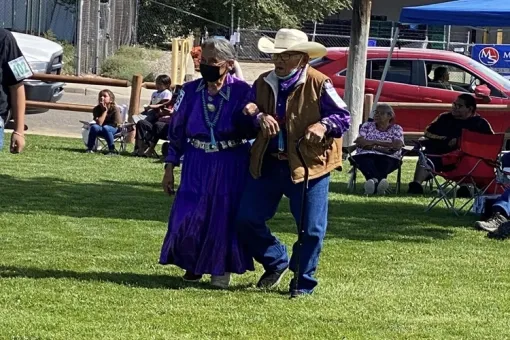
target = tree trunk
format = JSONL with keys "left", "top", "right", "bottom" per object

{"left": 343, "top": 0, "right": 371, "bottom": 146}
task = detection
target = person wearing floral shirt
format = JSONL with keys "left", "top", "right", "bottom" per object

{"left": 352, "top": 103, "right": 404, "bottom": 195}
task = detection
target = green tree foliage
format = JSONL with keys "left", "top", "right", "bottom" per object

{"left": 137, "top": 0, "right": 351, "bottom": 46}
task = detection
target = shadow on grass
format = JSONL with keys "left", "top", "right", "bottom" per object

{"left": 0, "top": 174, "right": 171, "bottom": 223}
{"left": 0, "top": 265, "right": 275, "bottom": 294}
{"left": 0, "top": 174, "right": 473, "bottom": 243}
{"left": 54, "top": 146, "right": 164, "bottom": 162}
{"left": 270, "top": 195, "right": 473, "bottom": 243}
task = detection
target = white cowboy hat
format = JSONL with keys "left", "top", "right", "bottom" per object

{"left": 258, "top": 28, "right": 327, "bottom": 59}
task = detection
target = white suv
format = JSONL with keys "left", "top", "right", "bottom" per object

{"left": 12, "top": 31, "right": 65, "bottom": 113}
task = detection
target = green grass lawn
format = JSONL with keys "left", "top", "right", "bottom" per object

{"left": 1, "top": 134, "right": 509, "bottom": 339}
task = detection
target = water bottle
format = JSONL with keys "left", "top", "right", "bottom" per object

{"left": 0, "top": 116, "right": 4, "bottom": 151}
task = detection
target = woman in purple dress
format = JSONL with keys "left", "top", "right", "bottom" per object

{"left": 160, "top": 38, "right": 255, "bottom": 288}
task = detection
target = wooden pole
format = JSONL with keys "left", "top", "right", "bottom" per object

{"left": 483, "top": 29, "right": 489, "bottom": 44}
{"left": 128, "top": 74, "right": 144, "bottom": 121}
{"left": 343, "top": 0, "right": 372, "bottom": 145}
{"left": 497, "top": 29, "right": 503, "bottom": 44}
{"left": 362, "top": 94, "right": 374, "bottom": 122}
{"left": 127, "top": 74, "right": 144, "bottom": 144}
{"left": 30, "top": 73, "right": 130, "bottom": 87}
{"left": 26, "top": 101, "right": 94, "bottom": 112}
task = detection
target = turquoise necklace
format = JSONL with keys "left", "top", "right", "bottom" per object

{"left": 201, "top": 87, "right": 229, "bottom": 148}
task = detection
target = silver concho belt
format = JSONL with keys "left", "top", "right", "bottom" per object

{"left": 188, "top": 138, "right": 248, "bottom": 153}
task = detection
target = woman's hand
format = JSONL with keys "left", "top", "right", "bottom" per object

{"left": 162, "top": 166, "right": 176, "bottom": 195}
{"left": 243, "top": 103, "right": 260, "bottom": 116}
{"left": 98, "top": 99, "right": 107, "bottom": 113}
{"left": 356, "top": 137, "right": 374, "bottom": 148}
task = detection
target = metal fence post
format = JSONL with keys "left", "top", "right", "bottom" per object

{"left": 446, "top": 25, "right": 451, "bottom": 50}
{"left": 37, "top": 0, "right": 42, "bottom": 36}
{"left": 25, "top": 0, "right": 31, "bottom": 33}
{"left": 76, "top": 0, "right": 84, "bottom": 75}
{"left": 94, "top": 0, "right": 101, "bottom": 74}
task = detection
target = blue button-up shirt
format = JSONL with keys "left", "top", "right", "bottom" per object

{"left": 255, "top": 67, "right": 351, "bottom": 154}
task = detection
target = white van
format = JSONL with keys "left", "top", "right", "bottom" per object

{"left": 12, "top": 31, "right": 65, "bottom": 113}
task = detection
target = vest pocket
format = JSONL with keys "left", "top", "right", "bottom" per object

{"left": 300, "top": 141, "right": 328, "bottom": 166}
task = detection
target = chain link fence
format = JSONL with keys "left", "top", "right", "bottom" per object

{"left": 236, "top": 24, "right": 474, "bottom": 62}
{"left": 0, "top": 1, "right": 484, "bottom": 76}
{"left": 0, "top": 0, "right": 137, "bottom": 75}
{"left": 78, "top": 0, "right": 137, "bottom": 74}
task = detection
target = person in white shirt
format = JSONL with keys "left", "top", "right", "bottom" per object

{"left": 134, "top": 74, "right": 172, "bottom": 156}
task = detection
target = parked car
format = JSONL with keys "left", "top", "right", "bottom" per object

{"left": 311, "top": 47, "right": 510, "bottom": 147}
{"left": 12, "top": 31, "right": 65, "bottom": 113}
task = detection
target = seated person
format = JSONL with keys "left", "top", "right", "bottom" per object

{"left": 86, "top": 89, "right": 122, "bottom": 155}
{"left": 134, "top": 74, "right": 172, "bottom": 156}
{"left": 138, "top": 85, "right": 183, "bottom": 158}
{"left": 431, "top": 66, "right": 454, "bottom": 90}
{"left": 475, "top": 188, "right": 510, "bottom": 239}
{"left": 351, "top": 104, "right": 404, "bottom": 195}
{"left": 408, "top": 94, "right": 494, "bottom": 194}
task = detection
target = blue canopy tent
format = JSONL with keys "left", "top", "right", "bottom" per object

{"left": 373, "top": 0, "right": 510, "bottom": 113}
{"left": 400, "top": 0, "right": 510, "bottom": 28}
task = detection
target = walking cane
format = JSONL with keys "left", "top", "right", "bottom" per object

{"left": 291, "top": 136, "right": 309, "bottom": 299}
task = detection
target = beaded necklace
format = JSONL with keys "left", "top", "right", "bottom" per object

{"left": 201, "top": 87, "right": 230, "bottom": 148}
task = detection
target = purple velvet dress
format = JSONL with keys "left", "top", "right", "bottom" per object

{"left": 159, "top": 74, "right": 256, "bottom": 275}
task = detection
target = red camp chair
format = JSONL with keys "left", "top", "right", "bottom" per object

{"left": 417, "top": 130, "right": 505, "bottom": 215}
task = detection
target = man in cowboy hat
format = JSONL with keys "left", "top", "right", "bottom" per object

{"left": 236, "top": 28, "right": 351, "bottom": 297}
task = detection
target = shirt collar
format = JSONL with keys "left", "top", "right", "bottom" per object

{"left": 196, "top": 73, "right": 233, "bottom": 101}
{"left": 264, "top": 65, "right": 309, "bottom": 91}
{"left": 279, "top": 67, "right": 305, "bottom": 91}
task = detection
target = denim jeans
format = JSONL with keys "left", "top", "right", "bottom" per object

{"left": 494, "top": 188, "right": 510, "bottom": 217}
{"left": 236, "top": 156, "right": 330, "bottom": 293}
{"left": 87, "top": 124, "right": 119, "bottom": 150}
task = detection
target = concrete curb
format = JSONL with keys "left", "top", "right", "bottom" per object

{"left": 64, "top": 86, "right": 85, "bottom": 94}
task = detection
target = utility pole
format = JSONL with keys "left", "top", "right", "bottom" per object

{"left": 343, "top": 0, "right": 372, "bottom": 146}
{"left": 231, "top": 0, "right": 235, "bottom": 38}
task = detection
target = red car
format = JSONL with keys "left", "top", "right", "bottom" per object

{"left": 311, "top": 47, "right": 510, "bottom": 143}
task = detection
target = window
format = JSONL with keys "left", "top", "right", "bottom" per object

{"left": 368, "top": 60, "right": 412, "bottom": 84}
{"left": 425, "top": 62, "right": 504, "bottom": 97}
{"left": 337, "top": 67, "right": 369, "bottom": 78}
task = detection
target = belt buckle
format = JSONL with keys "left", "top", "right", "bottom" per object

{"left": 205, "top": 144, "right": 219, "bottom": 153}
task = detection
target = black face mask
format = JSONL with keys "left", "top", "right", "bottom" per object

{"left": 200, "top": 63, "right": 226, "bottom": 83}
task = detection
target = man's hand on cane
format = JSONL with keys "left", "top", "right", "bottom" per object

{"left": 305, "top": 122, "right": 327, "bottom": 144}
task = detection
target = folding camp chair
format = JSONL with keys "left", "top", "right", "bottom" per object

{"left": 417, "top": 129, "right": 505, "bottom": 215}
{"left": 343, "top": 146, "right": 405, "bottom": 194}
{"left": 80, "top": 104, "right": 134, "bottom": 152}
{"left": 342, "top": 120, "right": 407, "bottom": 194}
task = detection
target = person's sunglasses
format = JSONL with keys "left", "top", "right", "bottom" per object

{"left": 271, "top": 53, "right": 301, "bottom": 62}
